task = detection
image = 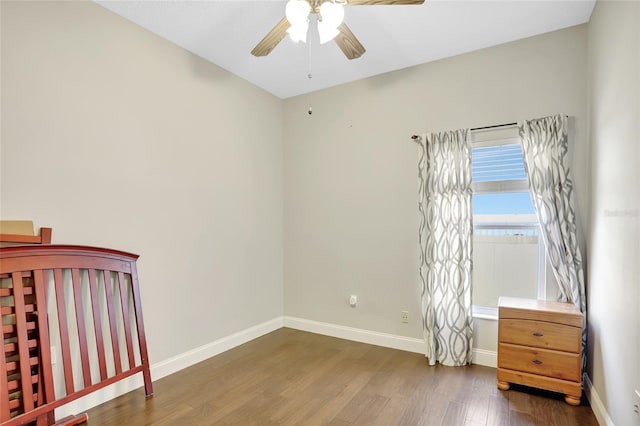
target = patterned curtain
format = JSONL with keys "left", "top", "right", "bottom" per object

{"left": 519, "top": 114, "right": 587, "bottom": 366}
{"left": 416, "top": 129, "right": 473, "bottom": 366}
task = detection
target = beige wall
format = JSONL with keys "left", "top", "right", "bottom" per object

{"left": 1, "top": 1, "right": 284, "bottom": 365}
{"left": 587, "top": 1, "right": 640, "bottom": 424}
{"left": 283, "top": 25, "right": 589, "bottom": 353}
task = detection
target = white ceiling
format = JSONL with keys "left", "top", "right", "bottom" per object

{"left": 96, "top": 0, "right": 595, "bottom": 99}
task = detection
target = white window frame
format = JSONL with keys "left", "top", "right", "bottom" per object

{"left": 470, "top": 128, "right": 547, "bottom": 320}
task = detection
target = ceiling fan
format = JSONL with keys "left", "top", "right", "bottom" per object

{"left": 251, "top": 0, "right": 425, "bottom": 60}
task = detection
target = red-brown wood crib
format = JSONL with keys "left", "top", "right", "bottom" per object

{"left": 1, "top": 245, "right": 153, "bottom": 425}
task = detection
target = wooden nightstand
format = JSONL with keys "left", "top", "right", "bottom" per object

{"left": 497, "top": 297, "right": 583, "bottom": 405}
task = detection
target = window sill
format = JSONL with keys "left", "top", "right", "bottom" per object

{"left": 472, "top": 305, "right": 498, "bottom": 321}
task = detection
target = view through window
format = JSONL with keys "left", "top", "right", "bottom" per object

{"left": 471, "top": 127, "right": 557, "bottom": 315}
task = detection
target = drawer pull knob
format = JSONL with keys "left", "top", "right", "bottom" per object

{"left": 532, "top": 332, "right": 543, "bottom": 337}
{"left": 532, "top": 359, "right": 543, "bottom": 365}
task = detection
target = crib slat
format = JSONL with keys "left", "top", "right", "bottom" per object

{"left": 36, "top": 413, "right": 49, "bottom": 426}
{"left": 0, "top": 282, "right": 31, "bottom": 294}
{"left": 117, "top": 272, "right": 136, "bottom": 369}
{"left": 35, "top": 362, "right": 43, "bottom": 407}
{"left": 12, "top": 271, "right": 36, "bottom": 413}
{"left": 0, "top": 284, "right": 32, "bottom": 296}
{"left": 0, "top": 307, "right": 9, "bottom": 421}
{"left": 54, "top": 269, "right": 74, "bottom": 395}
{"left": 3, "top": 339, "right": 38, "bottom": 353}
{"left": 103, "top": 270, "right": 122, "bottom": 375}
{"left": 6, "top": 374, "right": 40, "bottom": 392}
{"left": 0, "top": 304, "right": 34, "bottom": 315}
{"left": 8, "top": 399, "right": 20, "bottom": 411}
{"left": 2, "top": 321, "right": 36, "bottom": 334}
{"left": 130, "top": 265, "right": 153, "bottom": 396}
{"left": 34, "top": 269, "right": 55, "bottom": 406}
{"left": 88, "top": 269, "right": 108, "bottom": 380}
{"left": 71, "top": 269, "right": 92, "bottom": 388}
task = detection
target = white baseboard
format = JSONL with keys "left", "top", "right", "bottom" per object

{"left": 472, "top": 348, "right": 497, "bottom": 368}
{"left": 283, "top": 316, "right": 497, "bottom": 368}
{"left": 55, "top": 316, "right": 284, "bottom": 419}
{"left": 583, "top": 373, "right": 614, "bottom": 426}
{"left": 283, "top": 316, "right": 425, "bottom": 353}
{"left": 151, "top": 317, "right": 284, "bottom": 380}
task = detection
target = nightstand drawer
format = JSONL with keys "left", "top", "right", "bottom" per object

{"left": 498, "top": 343, "right": 581, "bottom": 382}
{"left": 499, "top": 319, "right": 581, "bottom": 352}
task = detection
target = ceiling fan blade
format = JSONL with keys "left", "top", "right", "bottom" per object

{"left": 334, "top": 23, "right": 366, "bottom": 60}
{"left": 251, "top": 17, "right": 291, "bottom": 57}
{"left": 347, "top": 0, "right": 424, "bottom": 5}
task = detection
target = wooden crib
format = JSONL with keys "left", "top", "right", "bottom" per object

{"left": 1, "top": 245, "right": 153, "bottom": 425}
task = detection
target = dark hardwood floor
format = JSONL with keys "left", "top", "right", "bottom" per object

{"left": 85, "top": 328, "right": 598, "bottom": 425}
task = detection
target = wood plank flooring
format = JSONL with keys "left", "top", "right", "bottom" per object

{"left": 85, "top": 328, "right": 598, "bottom": 425}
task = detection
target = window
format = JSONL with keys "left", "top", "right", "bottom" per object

{"left": 471, "top": 127, "right": 557, "bottom": 317}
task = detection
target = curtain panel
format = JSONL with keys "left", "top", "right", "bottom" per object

{"left": 519, "top": 114, "right": 587, "bottom": 368}
{"left": 416, "top": 129, "right": 473, "bottom": 366}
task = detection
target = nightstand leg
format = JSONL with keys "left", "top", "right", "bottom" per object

{"left": 564, "top": 395, "right": 581, "bottom": 406}
{"left": 497, "top": 381, "right": 510, "bottom": 391}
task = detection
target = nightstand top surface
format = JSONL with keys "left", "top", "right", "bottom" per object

{"left": 498, "top": 297, "right": 582, "bottom": 326}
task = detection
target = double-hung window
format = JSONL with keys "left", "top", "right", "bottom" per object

{"left": 471, "top": 126, "right": 557, "bottom": 317}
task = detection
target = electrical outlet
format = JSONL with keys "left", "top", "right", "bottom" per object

{"left": 401, "top": 311, "right": 409, "bottom": 323}
{"left": 634, "top": 389, "right": 640, "bottom": 416}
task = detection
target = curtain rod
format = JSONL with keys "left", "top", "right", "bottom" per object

{"left": 470, "top": 122, "right": 518, "bottom": 131}
{"left": 410, "top": 115, "right": 569, "bottom": 140}
{"left": 410, "top": 121, "right": 516, "bottom": 140}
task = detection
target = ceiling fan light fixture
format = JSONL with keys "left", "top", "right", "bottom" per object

{"left": 285, "top": 0, "right": 311, "bottom": 26}
{"left": 319, "top": 2, "right": 344, "bottom": 28}
{"left": 285, "top": 0, "right": 311, "bottom": 43}
{"left": 318, "top": 1, "right": 344, "bottom": 44}
{"left": 287, "top": 22, "right": 309, "bottom": 43}
{"left": 318, "top": 22, "right": 340, "bottom": 44}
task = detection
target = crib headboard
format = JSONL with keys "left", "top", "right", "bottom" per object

{"left": 1, "top": 245, "right": 153, "bottom": 425}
